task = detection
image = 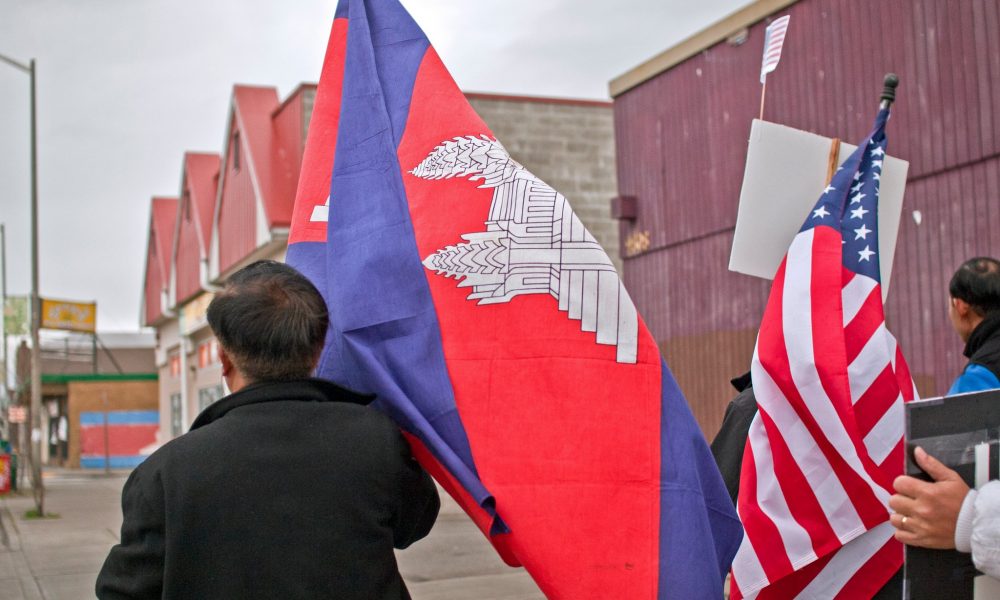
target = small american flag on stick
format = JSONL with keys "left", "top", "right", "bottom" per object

{"left": 760, "top": 15, "right": 791, "bottom": 84}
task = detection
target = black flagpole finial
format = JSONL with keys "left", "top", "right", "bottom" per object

{"left": 880, "top": 73, "right": 899, "bottom": 109}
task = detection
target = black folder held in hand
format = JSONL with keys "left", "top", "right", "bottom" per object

{"left": 904, "top": 389, "right": 1000, "bottom": 600}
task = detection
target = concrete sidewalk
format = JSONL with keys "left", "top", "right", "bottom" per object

{"left": 0, "top": 469, "right": 127, "bottom": 600}
{"left": 0, "top": 468, "right": 542, "bottom": 600}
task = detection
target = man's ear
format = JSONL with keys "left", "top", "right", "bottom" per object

{"left": 219, "top": 346, "right": 235, "bottom": 377}
{"left": 953, "top": 297, "right": 972, "bottom": 318}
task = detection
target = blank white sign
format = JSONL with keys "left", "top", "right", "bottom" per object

{"left": 729, "top": 119, "right": 909, "bottom": 299}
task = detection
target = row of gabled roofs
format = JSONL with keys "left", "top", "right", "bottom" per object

{"left": 140, "top": 85, "right": 611, "bottom": 329}
{"left": 141, "top": 83, "right": 316, "bottom": 327}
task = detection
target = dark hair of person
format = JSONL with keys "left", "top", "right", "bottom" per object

{"left": 949, "top": 257, "right": 1000, "bottom": 317}
{"left": 207, "top": 260, "right": 328, "bottom": 383}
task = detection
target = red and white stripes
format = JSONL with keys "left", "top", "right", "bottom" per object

{"left": 760, "top": 15, "right": 791, "bottom": 84}
{"left": 731, "top": 224, "right": 915, "bottom": 599}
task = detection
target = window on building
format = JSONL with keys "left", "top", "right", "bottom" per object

{"left": 232, "top": 131, "right": 241, "bottom": 172}
{"left": 169, "top": 351, "right": 181, "bottom": 378}
{"left": 197, "top": 340, "right": 220, "bottom": 369}
{"left": 170, "top": 393, "right": 183, "bottom": 437}
{"left": 198, "top": 384, "right": 225, "bottom": 412}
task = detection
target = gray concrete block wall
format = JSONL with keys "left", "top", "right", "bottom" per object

{"left": 468, "top": 96, "right": 621, "bottom": 273}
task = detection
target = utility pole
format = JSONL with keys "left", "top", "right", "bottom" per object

{"left": 0, "top": 52, "right": 43, "bottom": 515}
{"left": 28, "top": 58, "right": 43, "bottom": 516}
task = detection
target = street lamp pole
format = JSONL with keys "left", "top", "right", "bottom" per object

{"left": 0, "top": 52, "right": 43, "bottom": 515}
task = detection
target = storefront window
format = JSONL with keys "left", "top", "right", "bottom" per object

{"left": 198, "top": 384, "right": 225, "bottom": 412}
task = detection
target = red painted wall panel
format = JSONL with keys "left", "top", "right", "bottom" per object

{"left": 614, "top": 0, "right": 1000, "bottom": 436}
{"left": 80, "top": 424, "right": 158, "bottom": 456}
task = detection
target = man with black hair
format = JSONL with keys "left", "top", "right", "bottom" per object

{"left": 947, "top": 256, "right": 1000, "bottom": 394}
{"left": 97, "top": 260, "right": 439, "bottom": 600}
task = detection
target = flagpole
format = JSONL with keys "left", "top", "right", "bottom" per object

{"left": 879, "top": 73, "right": 899, "bottom": 109}
{"left": 759, "top": 79, "right": 767, "bottom": 121}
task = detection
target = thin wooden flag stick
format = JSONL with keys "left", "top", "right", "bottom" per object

{"left": 825, "top": 138, "right": 841, "bottom": 184}
{"left": 759, "top": 79, "right": 767, "bottom": 120}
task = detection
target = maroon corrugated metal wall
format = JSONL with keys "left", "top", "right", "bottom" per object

{"left": 614, "top": 0, "right": 1000, "bottom": 437}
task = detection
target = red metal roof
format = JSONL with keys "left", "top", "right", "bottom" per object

{"left": 231, "top": 85, "right": 296, "bottom": 229}
{"left": 151, "top": 197, "right": 178, "bottom": 285}
{"left": 184, "top": 152, "right": 221, "bottom": 254}
{"left": 143, "top": 197, "right": 178, "bottom": 326}
{"left": 173, "top": 153, "right": 220, "bottom": 305}
{"left": 272, "top": 84, "right": 316, "bottom": 198}
{"left": 274, "top": 83, "right": 317, "bottom": 118}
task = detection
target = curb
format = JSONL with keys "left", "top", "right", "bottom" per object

{"left": 0, "top": 499, "right": 44, "bottom": 600}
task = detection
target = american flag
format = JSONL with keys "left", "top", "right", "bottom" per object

{"left": 731, "top": 108, "right": 918, "bottom": 598}
{"left": 760, "top": 15, "right": 791, "bottom": 84}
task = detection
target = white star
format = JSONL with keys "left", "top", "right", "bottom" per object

{"left": 873, "top": 172, "right": 881, "bottom": 181}
{"left": 853, "top": 171, "right": 862, "bottom": 181}
{"left": 851, "top": 205, "right": 869, "bottom": 219}
{"left": 854, "top": 224, "right": 872, "bottom": 240}
{"left": 823, "top": 185, "right": 836, "bottom": 194}
{"left": 850, "top": 193, "right": 866, "bottom": 205}
{"left": 871, "top": 146, "right": 885, "bottom": 157}
{"left": 858, "top": 245, "right": 876, "bottom": 262}
{"left": 872, "top": 160, "right": 884, "bottom": 169}
{"left": 851, "top": 182, "right": 863, "bottom": 193}
{"left": 813, "top": 205, "right": 831, "bottom": 219}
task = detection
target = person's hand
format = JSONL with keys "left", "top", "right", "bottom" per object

{"left": 888, "top": 446, "right": 970, "bottom": 549}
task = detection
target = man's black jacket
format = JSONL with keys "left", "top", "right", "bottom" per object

{"left": 96, "top": 378, "right": 440, "bottom": 600}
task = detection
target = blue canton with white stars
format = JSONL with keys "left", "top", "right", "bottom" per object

{"left": 800, "top": 108, "right": 889, "bottom": 282}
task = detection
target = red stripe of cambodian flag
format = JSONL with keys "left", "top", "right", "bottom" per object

{"left": 287, "top": 1, "right": 741, "bottom": 597}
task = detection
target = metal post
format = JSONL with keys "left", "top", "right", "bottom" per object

{"left": 27, "top": 59, "right": 43, "bottom": 516}
{"left": 102, "top": 391, "right": 110, "bottom": 475}
{"left": 0, "top": 52, "right": 41, "bottom": 511}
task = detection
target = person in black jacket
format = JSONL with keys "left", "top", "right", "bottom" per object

{"left": 96, "top": 260, "right": 440, "bottom": 600}
{"left": 709, "top": 372, "right": 756, "bottom": 508}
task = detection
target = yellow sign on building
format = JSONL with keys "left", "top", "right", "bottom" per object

{"left": 41, "top": 298, "right": 97, "bottom": 333}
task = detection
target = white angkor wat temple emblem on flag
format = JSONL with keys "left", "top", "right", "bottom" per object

{"left": 410, "top": 135, "right": 639, "bottom": 364}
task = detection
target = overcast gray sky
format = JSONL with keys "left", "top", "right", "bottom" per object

{"left": 0, "top": 0, "right": 749, "bottom": 331}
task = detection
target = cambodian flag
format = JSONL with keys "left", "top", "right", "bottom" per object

{"left": 286, "top": 1, "right": 742, "bottom": 597}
